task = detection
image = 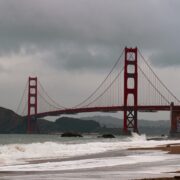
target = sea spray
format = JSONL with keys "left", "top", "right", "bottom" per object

{"left": 129, "top": 132, "right": 147, "bottom": 142}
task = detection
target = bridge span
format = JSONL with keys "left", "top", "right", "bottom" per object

{"left": 17, "top": 47, "right": 180, "bottom": 135}
{"left": 31, "top": 105, "right": 180, "bottom": 118}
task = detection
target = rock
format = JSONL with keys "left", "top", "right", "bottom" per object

{"left": 61, "top": 132, "right": 83, "bottom": 137}
{"left": 99, "top": 134, "right": 115, "bottom": 138}
{"left": 166, "top": 144, "right": 171, "bottom": 148}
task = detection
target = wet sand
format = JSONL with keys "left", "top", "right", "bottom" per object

{"left": 140, "top": 178, "right": 180, "bottom": 180}
{"left": 129, "top": 143, "right": 180, "bottom": 155}
{"left": 130, "top": 143, "right": 180, "bottom": 180}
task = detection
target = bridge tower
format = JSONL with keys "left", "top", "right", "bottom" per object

{"left": 170, "top": 102, "right": 180, "bottom": 136}
{"left": 27, "top": 77, "right": 38, "bottom": 133}
{"left": 123, "top": 47, "right": 138, "bottom": 133}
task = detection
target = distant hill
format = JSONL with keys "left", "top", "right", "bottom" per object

{"left": 139, "top": 119, "right": 170, "bottom": 135}
{"left": 38, "top": 117, "right": 101, "bottom": 133}
{"left": 0, "top": 107, "right": 26, "bottom": 133}
{"left": 0, "top": 107, "right": 101, "bottom": 134}
{"left": 55, "top": 117, "right": 100, "bottom": 132}
{"left": 0, "top": 107, "right": 171, "bottom": 135}
{"left": 81, "top": 115, "right": 170, "bottom": 135}
{"left": 82, "top": 116, "right": 122, "bottom": 128}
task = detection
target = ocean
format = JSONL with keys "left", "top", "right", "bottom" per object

{"left": 0, "top": 133, "right": 180, "bottom": 180}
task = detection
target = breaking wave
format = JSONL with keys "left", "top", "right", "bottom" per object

{"left": 0, "top": 133, "right": 179, "bottom": 166}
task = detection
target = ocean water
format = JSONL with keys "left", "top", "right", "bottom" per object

{"left": 0, "top": 133, "right": 180, "bottom": 180}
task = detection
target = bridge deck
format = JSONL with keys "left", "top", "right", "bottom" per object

{"left": 26, "top": 105, "right": 180, "bottom": 118}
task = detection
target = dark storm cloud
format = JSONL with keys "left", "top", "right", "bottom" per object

{"left": 0, "top": 0, "right": 180, "bottom": 69}
{"left": 45, "top": 44, "right": 121, "bottom": 71}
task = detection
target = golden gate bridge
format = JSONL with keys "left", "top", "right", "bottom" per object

{"left": 16, "top": 47, "right": 180, "bottom": 135}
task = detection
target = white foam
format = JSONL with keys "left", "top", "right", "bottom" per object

{"left": 0, "top": 134, "right": 180, "bottom": 167}
{"left": 0, "top": 151, "right": 179, "bottom": 172}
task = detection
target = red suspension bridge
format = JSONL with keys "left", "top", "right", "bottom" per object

{"left": 16, "top": 47, "right": 180, "bottom": 135}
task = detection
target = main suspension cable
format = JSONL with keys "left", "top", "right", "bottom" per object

{"left": 138, "top": 65, "right": 170, "bottom": 104}
{"left": 16, "top": 81, "right": 28, "bottom": 115}
{"left": 38, "top": 80, "right": 67, "bottom": 109}
{"left": 73, "top": 49, "right": 125, "bottom": 108}
{"left": 84, "top": 66, "right": 124, "bottom": 107}
{"left": 138, "top": 49, "right": 180, "bottom": 104}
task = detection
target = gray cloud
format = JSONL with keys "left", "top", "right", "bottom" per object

{"left": 150, "top": 49, "right": 180, "bottom": 67}
{"left": 0, "top": 0, "right": 179, "bottom": 71}
{"left": 44, "top": 44, "right": 121, "bottom": 72}
{"left": 0, "top": 0, "right": 179, "bottom": 120}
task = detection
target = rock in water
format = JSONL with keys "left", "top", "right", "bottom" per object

{"left": 101, "top": 134, "right": 115, "bottom": 138}
{"left": 61, "top": 132, "right": 83, "bottom": 137}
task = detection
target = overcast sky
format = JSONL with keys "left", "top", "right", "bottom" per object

{"left": 0, "top": 0, "right": 180, "bottom": 120}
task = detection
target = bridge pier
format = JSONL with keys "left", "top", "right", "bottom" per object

{"left": 170, "top": 102, "right": 180, "bottom": 136}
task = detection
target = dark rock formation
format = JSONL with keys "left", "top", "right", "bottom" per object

{"left": 61, "top": 132, "right": 83, "bottom": 137}
{"left": 99, "top": 134, "right": 115, "bottom": 138}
